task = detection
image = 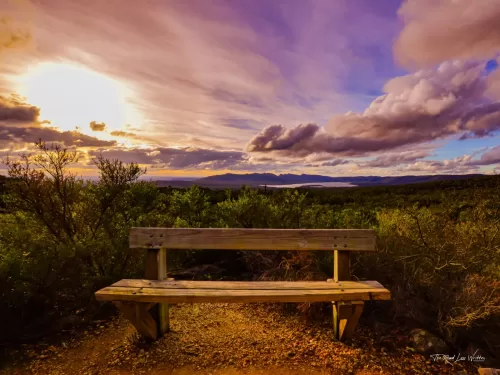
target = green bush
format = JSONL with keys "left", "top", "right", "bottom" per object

{"left": 0, "top": 142, "right": 164, "bottom": 341}
{"left": 354, "top": 201, "right": 500, "bottom": 347}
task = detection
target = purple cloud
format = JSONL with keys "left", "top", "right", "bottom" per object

{"left": 362, "top": 146, "right": 500, "bottom": 172}
{"left": 394, "top": 0, "right": 500, "bottom": 68}
{"left": 247, "top": 61, "right": 500, "bottom": 158}
{"left": 363, "top": 150, "right": 431, "bottom": 168}
{"left": 469, "top": 145, "right": 500, "bottom": 166}
{"left": 88, "top": 147, "right": 247, "bottom": 169}
{"left": 321, "top": 159, "right": 350, "bottom": 167}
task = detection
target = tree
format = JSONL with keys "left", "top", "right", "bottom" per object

{"left": 4, "top": 140, "right": 82, "bottom": 245}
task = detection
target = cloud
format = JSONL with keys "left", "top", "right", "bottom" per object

{"left": 320, "top": 159, "right": 349, "bottom": 167}
{"left": 469, "top": 145, "right": 500, "bottom": 166}
{"left": 246, "top": 123, "right": 319, "bottom": 155}
{"left": 364, "top": 146, "right": 500, "bottom": 173}
{"left": 0, "top": 95, "right": 40, "bottom": 122}
{"left": 88, "top": 147, "right": 247, "bottom": 169}
{"left": 247, "top": 61, "right": 500, "bottom": 158}
{"left": 399, "top": 156, "right": 477, "bottom": 174}
{"left": 0, "top": 16, "right": 31, "bottom": 53}
{"left": 89, "top": 121, "right": 106, "bottom": 132}
{"left": 246, "top": 123, "right": 431, "bottom": 158}
{"left": 0, "top": 125, "right": 116, "bottom": 147}
{"left": 486, "top": 63, "right": 500, "bottom": 100}
{"left": 110, "top": 130, "right": 136, "bottom": 137}
{"left": 0, "top": 0, "right": 402, "bottom": 151}
{"left": 1, "top": 0, "right": 496, "bottom": 178}
{"left": 363, "top": 150, "right": 431, "bottom": 168}
{"left": 394, "top": 0, "right": 500, "bottom": 68}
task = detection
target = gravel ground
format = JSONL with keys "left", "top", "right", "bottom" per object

{"left": 2, "top": 303, "right": 479, "bottom": 375}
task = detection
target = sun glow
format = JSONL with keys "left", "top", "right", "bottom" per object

{"left": 16, "top": 62, "right": 142, "bottom": 133}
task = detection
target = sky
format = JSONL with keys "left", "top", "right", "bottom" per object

{"left": 0, "top": 0, "right": 499, "bottom": 178}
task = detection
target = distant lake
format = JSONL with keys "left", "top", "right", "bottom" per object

{"left": 261, "top": 182, "right": 357, "bottom": 188}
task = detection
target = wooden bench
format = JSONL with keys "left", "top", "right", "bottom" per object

{"left": 95, "top": 228, "right": 390, "bottom": 342}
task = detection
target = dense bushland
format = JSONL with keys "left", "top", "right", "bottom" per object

{"left": 0, "top": 142, "right": 499, "bottom": 356}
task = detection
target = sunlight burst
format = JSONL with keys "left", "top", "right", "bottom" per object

{"left": 16, "top": 62, "right": 142, "bottom": 133}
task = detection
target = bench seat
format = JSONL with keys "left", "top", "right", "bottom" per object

{"left": 95, "top": 279, "right": 391, "bottom": 304}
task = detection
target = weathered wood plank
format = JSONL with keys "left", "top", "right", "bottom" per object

{"left": 95, "top": 286, "right": 391, "bottom": 303}
{"left": 111, "top": 279, "right": 387, "bottom": 291}
{"left": 130, "top": 228, "right": 376, "bottom": 251}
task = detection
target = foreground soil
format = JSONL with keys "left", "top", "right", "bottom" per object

{"left": 2, "top": 303, "right": 479, "bottom": 375}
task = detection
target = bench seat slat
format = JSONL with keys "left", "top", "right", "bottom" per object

{"left": 95, "top": 280, "right": 391, "bottom": 303}
{"left": 95, "top": 287, "right": 390, "bottom": 303}
{"left": 110, "top": 279, "right": 386, "bottom": 290}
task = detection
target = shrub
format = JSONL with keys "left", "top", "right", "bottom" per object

{"left": 355, "top": 200, "right": 500, "bottom": 347}
{"left": 0, "top": 142, "right": 163, "bottom": 341}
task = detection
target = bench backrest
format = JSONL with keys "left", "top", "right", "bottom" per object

{"left": 131, "top": 227, "right": 377, "bottom": 283}
{"left": 130, "top": 228, "right": 376, "bottom": 251}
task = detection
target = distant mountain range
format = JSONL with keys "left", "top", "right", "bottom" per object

{"left": 153, "top": 173, "right": 485, "bottom": 189}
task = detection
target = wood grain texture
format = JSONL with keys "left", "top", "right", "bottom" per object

{"left": 95, "top": 286, "right": 391, "bottom": 303}
{"left": 327, "top": 279, "right": 384, "bottom": 288}
{"left": 110, "top": 279, "right": 386, "bottom": 290}
{"left": 130, "top": 228, "right": 376, "bottom": 251}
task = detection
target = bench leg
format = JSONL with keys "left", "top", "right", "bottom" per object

{"left": 332, "top": 301, "right": 364, "bottom": 341}
{"left": 156, "top": 277, "right": 175, "bottom": 335}
{"left": 157, "top": 302, "right": 170, "bottom": 334}
{"left": 114, "top": 302, "right": 159, "bottom": 340}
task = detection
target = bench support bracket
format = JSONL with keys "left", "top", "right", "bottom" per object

{"left": 113, "top": 302, "right": 158, "bottom": 340}
{"left": 332, "top": 300, "right": 364, "bottom": 341}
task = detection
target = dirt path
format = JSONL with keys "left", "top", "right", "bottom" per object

{"left": 2, "top": 304, "right": 477, "bottom": 375}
